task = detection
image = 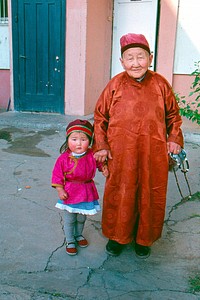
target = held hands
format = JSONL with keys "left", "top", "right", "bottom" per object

{"left": 167, "top": 141, "right": 181, "bottom": 155}
{"left": 56, "top": 187, "right": 68, "bottom": 200}
{"left": 102, "top": 165, "right": 109, "bottom": 177}
{"left": 94, "top": 149, "right": 111, "bottom": 177}
{"left": 94, "top": 149, "right": 112, "bottom": 163}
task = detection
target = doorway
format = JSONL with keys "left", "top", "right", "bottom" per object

{"left": 11, "top": 0, "right": 66, "bottom": 113}
{"left": 111, "top": 0, "right": 159, "bottom": 77}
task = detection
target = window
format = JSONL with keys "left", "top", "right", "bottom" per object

{"left": 0, "top": 0, "right": 8, "bottom": 24}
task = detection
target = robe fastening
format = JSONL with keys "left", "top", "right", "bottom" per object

{"left": 94, "top": 70, "right": 183, "bottom": 246}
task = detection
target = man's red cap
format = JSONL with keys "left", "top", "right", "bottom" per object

{"left": 120, "top": 33, "right": 151, "bottom": 56}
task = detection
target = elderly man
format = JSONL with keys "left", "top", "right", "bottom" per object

{"left": 93, "top": 33, "right": 183, "bottom": 258}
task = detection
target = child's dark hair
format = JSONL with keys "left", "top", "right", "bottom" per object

{"left": 60, "top": 140, "right": 68, "bottom": 153}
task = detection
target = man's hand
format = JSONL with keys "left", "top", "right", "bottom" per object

{"left": 94, "top": 149, "right": 112, "bottom": 163}
{"left": 167, "top": 141, "right": 181, "bottom": 154}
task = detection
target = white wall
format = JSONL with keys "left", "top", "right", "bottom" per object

{"left": 174, "top": 0, "right": 200, "bottom": 74}
{"left": 0, "top": 24, "right": 10, "bottom": 69}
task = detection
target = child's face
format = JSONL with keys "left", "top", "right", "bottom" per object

{"left": 68, "top": 131, "right": 90, "bottom": 154}
{"left": 120, "top": 47, "right": 153, "bottom": 79}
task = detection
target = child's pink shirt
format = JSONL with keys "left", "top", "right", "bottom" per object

{"left": 51, "top": 148, "right": 102, "bottom": 205}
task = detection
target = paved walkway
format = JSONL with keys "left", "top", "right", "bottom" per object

{"left": 0, "top": 111, "right": 200, "bottom": 299}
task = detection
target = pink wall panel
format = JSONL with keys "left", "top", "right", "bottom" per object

{"left": 0, "top": 70, "right": 10, "bottom": 109}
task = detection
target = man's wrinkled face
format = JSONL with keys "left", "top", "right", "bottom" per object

{"left": 120, "top": 47, "right": 153, "bottom": 79}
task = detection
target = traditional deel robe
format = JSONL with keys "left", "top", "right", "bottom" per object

{"left": 52, "top": 149, "right": 102, "bottom": 214}
{"left": 94, "top": 70, "right": 184, "bottom": 246}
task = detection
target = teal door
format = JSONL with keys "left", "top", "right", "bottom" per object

{"left": 12, "top": 0, "right": 66, "bottom": 114}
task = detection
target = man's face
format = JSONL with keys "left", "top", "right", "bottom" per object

{"left": 120, "top": 47, "right": 153, "bottom": 79}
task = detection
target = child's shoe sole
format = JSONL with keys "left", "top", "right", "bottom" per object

{"left": 75, "top": 235, "right": 88, "bottom": 248}
{"left": 66, "top": 242, "right": 77, "bottom": 256}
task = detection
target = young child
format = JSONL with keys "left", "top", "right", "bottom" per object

{"left": 52, "top": 119, "right": 108, "bottom": 256}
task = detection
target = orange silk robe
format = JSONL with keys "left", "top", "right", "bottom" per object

{"left": 94, "top": 70, "right": 183, "bottom": 246}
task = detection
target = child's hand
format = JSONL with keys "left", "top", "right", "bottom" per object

{"left": 56, "top": 187, "right": 68, "bottom": 200}
{"left": 102, "top": 165, "right": 109, "bottom": 177}
{"left": 59, "top": 191, "right": 68, "bottom": 200}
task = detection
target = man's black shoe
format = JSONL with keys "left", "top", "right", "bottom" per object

{"left": 135, "top": 243, "right": 151, "bottom": 258}
{"left": 105, "top": 240, "right": 123, "bottom": 256}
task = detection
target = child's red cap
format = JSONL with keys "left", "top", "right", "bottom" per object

{"left": 66, "top": 119, "right": 93, "bottom": 140}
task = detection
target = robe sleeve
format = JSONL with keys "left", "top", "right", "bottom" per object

{"left": 93, "top": 75, "right": 121, "bottom": 153}
{"left": 93, "top": 88, "right": 111, "bottom": 152}
{"left": 162, "top": 82, "right": 184, "bottom": 147}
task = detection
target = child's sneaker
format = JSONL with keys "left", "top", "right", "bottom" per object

{"left": 66, "top": 242, "right": 77, "bottom": 256}
{"left": 75, "top": 235, "right": 88, "bottom": 248}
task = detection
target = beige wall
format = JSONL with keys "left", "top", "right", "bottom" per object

{"left": 65, "top": 0, "right": 113, "bottom": 115}
{"left": 173, "top": 74, "right": 195, "bottom": 100}
{"left": 156, "top": 0, "right": 179, "bottom": 84}
{"left": 85, "top": 0, "right": 113, "bottom": 115}
{"left": 65, "top": 1, "right": 87, "bottom": 115}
